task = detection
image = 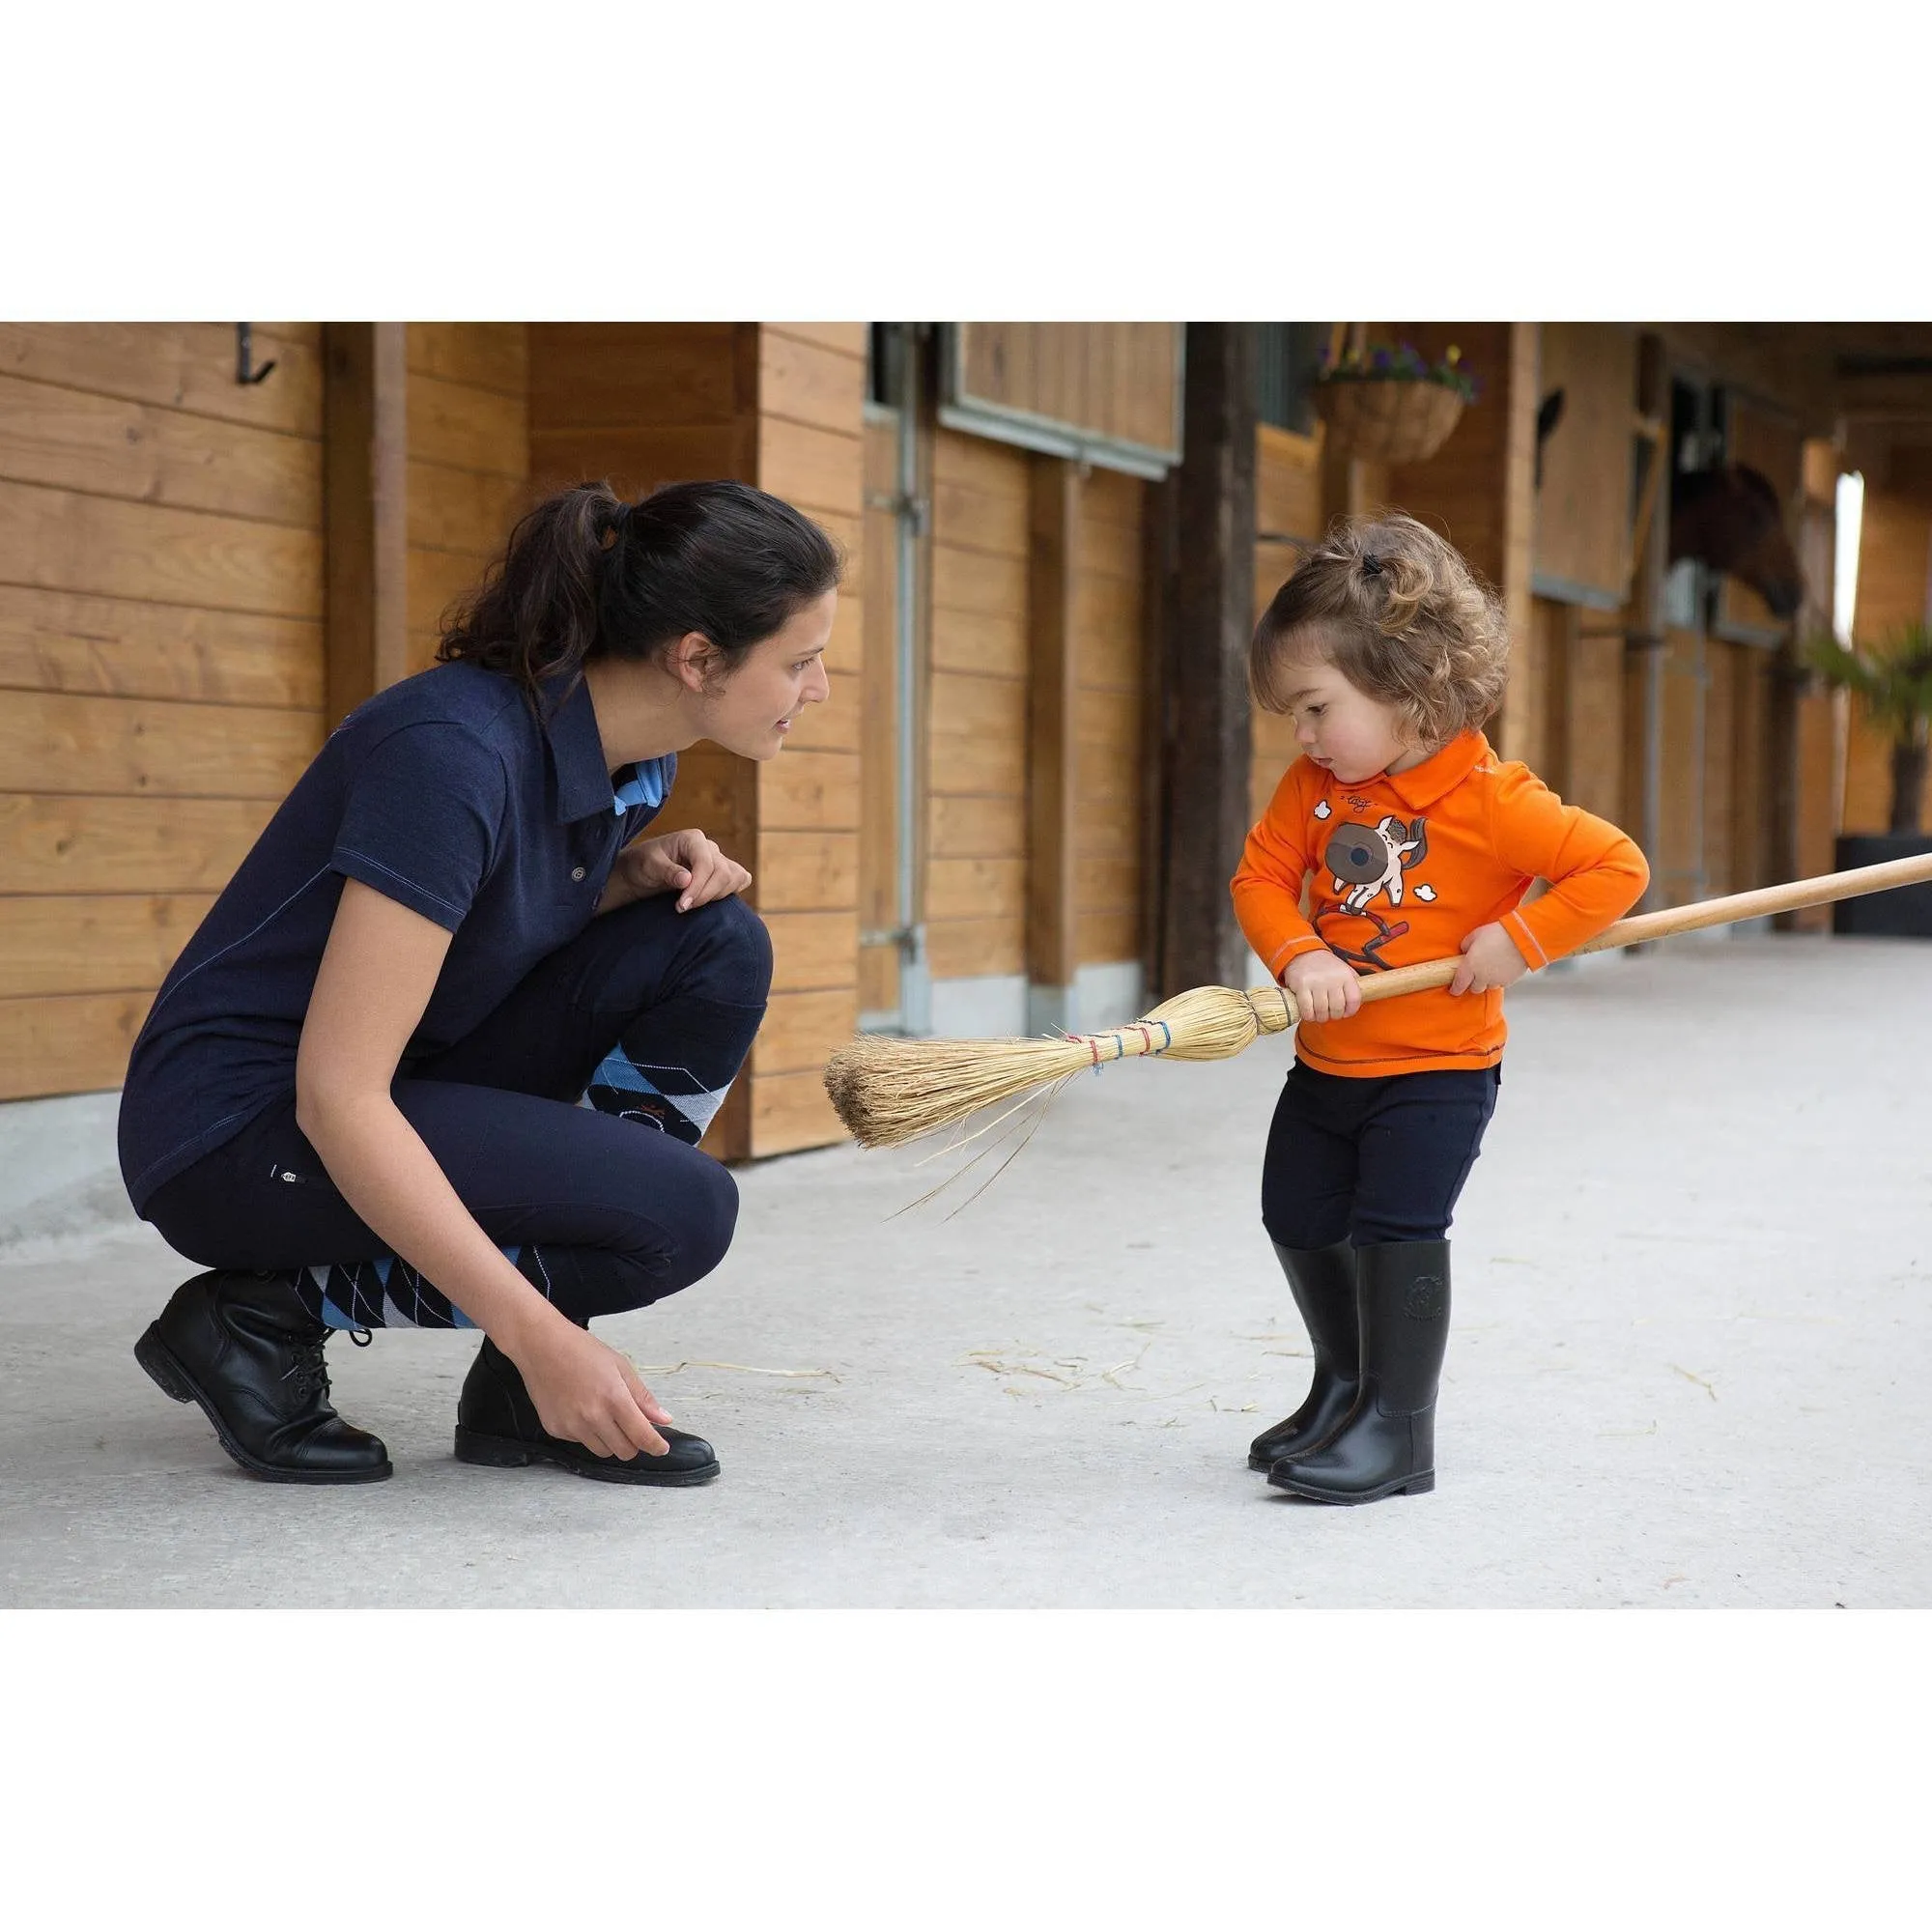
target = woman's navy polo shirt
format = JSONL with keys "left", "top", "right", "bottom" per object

{"left": 117, "top": 662, "right": 674, "bottom": 1214}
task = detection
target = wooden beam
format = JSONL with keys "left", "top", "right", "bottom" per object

{"left": 323, "top": 324, "right": 409, "bottom": 724}
{"left": 1025, "top": 456, "right": 1081, "bottom": 1026}
{"left": 1154, "top": 323, "right": 1258, "bottom": 996}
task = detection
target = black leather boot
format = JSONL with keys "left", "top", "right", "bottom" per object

{"left": 1247, "top": 1241, "right": 1359, "bottom": 1470}
{"left": 454, "top": 1335, "right": 720, "bottom": 1485}
{"left": 134, "top": 1271, "right": 392, "bottom": 1483}
{"left": 1267, "top": 1240, "right": 1449, "bottom": 1504}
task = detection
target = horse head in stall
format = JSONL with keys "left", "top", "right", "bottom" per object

{"left": 1667, "top": 465, "right": 1803, "bottom": 620}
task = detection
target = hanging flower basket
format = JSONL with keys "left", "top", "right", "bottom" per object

{"left": 1311, "top": 342, "right": 1475, "bottom": 465}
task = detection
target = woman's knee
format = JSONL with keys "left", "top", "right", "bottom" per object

{"left": 689, "top": 1152, "right": 740, "bottom": 1277}
{"left": 645, "top": 1150, "right": 739, "bottom": 1290}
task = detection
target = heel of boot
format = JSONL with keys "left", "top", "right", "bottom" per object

{"left": 1400, "top": 1471, "right": 1435, "bottom": 1495}
{"left": 134, "top": 1325, "right": 194, "bottom": 1404}
{"left": 454, "top": 1425, "right": 533, "bottom": 1468}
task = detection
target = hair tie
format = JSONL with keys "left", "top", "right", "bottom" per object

{"left": 1361, "top": 553, "right": 1384, "bottom": 579}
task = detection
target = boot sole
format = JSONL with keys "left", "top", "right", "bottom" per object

{"left": 134, "top": 1323, "right": 393, "bottom": 1486}
{"left": 1267, "top": 1466, "right": 1435, "bottom": 1504}
{"left": 453, "top": 1424, "right": 720, "bottom": 1487}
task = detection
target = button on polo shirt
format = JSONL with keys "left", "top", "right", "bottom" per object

{"left": 118, "top": 662, "right": 674, "bottom": 1214}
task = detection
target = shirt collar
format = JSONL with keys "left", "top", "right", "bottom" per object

{"left": 1372, "top": 729, "right": 1493, "bottom": 810}
{"left": 540, "top": 673, "right": 621, "bottom": 824}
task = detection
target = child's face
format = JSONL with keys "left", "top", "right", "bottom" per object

{"left": 1276, "top": 645, "right": 1425, "bottom": 784}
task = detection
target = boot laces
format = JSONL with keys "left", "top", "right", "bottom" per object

{"left": 282, "top": 1336, "right": 334, "bottom": 1403}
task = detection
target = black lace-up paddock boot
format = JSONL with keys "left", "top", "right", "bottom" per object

{"left": 454, "top": 1334, "right": 720, "bottom": 1485}
{"left": 134, "top": 1271, "right": 391, "bottom": 1483}
{"left": 1268, "top": 1240, "right": 1450, "bottom": 1505}
{"left": 1247, "top": 1240, "right": 1360, "bottom": 1470}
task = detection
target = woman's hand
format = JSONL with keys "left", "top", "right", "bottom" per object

{"left": 1449, "top": 922, "right": 1530, "bottom": 996}
{"left": 502, "top": 1315, "right": 677, "bottom": 1461}
{"left": 1285, "top": 946, "right": 1362, "bottom": 1022}
{"left": 611, "top": 828, "right": 752, "bottom": 915}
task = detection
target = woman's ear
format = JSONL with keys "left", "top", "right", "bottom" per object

{"left": 669, "top": 631, "right": 719, "bottom": 696}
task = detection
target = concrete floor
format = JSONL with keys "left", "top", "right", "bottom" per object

{"left": 2, "top": 933, "right": 1927, "bottom": 1607}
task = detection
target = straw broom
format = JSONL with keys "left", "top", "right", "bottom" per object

{"left": 824, "top": 850, "right": 1932, "bottom": 1151}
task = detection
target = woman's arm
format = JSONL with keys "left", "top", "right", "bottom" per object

{"left": 295, "top": 878, "right": 675, "bottom": 1461}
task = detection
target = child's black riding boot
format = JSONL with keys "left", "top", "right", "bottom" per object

{"left": 1267, "top": 1239, "right": 1449, "bottom": 1504}
{"left": 1247, "top": 1241, "right": 1359, "bottom": 1470}
{"left": 455, "top": 1334, "right": 721, "bottom": 1485}
{"left": 135, "top": 1270, "right": 392, "bottom": 1483}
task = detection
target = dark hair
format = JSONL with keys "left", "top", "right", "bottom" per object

{"left": 1250, "top": 510, "right": 1510, "bottom": 747}
{"left": 437, "top": 479, "right": 843, "bottom": 702}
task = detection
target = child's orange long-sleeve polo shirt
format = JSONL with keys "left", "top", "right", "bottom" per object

{"left": 1231, "top": 730, "right": 1650, "bottom": 1077}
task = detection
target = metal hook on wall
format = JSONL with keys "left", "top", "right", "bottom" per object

{"left": 235, "top": 324, "right": 277, "bottom": 385}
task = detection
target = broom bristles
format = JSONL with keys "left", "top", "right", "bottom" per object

{"left": 823, "top": 982, "right": 1296, "bottom": 1149}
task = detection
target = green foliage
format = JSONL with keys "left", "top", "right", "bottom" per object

{"left": 1804, "top": 622, "right": 1932, "bottom": 746}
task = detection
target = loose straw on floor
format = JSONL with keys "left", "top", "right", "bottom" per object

{"left": 823, "top": 849, "right": 1932, "bottom": 1152}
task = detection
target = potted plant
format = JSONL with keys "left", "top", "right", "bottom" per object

{"left": 1310, "top": 340, "right": 1477, "bottom": 465}
{"left": 1805, "top": 620, "right": 1932, "bottom": 937}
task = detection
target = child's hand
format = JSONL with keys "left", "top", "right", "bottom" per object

{"left": 1285, "top": 947, "right": 1362, "bottom": 1023}
{"left": 1449, "top": 923, "right": 1530, "bottom": 996}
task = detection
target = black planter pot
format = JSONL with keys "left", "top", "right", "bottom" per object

{"left": 1833, "top": 833, "right": 1932, "bottom": 938}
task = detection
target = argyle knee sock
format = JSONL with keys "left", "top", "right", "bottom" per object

{"left": 290, "top": 1246, "right": 559, "bottom": 1331}
{"left": 582, "top": 996, "right": 761, "bottom": 1148}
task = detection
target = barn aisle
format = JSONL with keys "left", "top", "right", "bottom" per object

{"left": 2, "top": 934, "right": 1926, "bottom": 1608}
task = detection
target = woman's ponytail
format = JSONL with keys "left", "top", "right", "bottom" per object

{"left": 438, "top": 477, "right": 842, "bottom": 706}
{"left": 438, "top": 483, "right": 626, "bottom": 701}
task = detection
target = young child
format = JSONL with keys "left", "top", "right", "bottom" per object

{"left": 1231, "top": 513, "right": 1649, "bottom": 1505}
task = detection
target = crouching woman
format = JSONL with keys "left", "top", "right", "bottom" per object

{"left": 118, "top": 479, "right": 838, "bottom": 1486}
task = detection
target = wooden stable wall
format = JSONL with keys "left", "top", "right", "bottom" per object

{"left": 1250, "top": 424, "right": 1325, "bottom": 821}
{"left": 526, "top": 322, "right": 867, "bottom": 1159}
{"left": 748, "top": 326, "right": 866, "bottom": 1153}
{"left": 0, "top": 323, "right": 327, "bottom": 1100}
{"left": 405, "top": 324, "right": 529, "bottom": 676}
{"left": 925, "top": 427, "right": 1031, "bottom": 987}
{"left": 1385, "top": 322, "right": 1542, "bottom": 770}
{"left": 952, "top": 324, "right": 1182, "bottom": 459}
{"left": 1071, "top": 469, "right": 1147, "bottom": 970}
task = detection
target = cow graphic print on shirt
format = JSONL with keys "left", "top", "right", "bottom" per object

{"left": 1311, "top": 811, "right": 1436, "bottom": 974}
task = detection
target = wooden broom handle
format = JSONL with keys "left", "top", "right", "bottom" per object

{"left": 1349, "top": 850, "right": 1932, "bottom": 1007}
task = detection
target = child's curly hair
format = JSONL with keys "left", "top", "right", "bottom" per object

{"left": 1251, "top": 511, "right": 1511, "bottom": 748}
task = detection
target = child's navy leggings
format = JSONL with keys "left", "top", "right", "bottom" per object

{"left": 143, "top": 893, "right": 772, "bottom": 1331}
{"left": 1261, "top": 1057, "right": 1500, "bottom": 1249}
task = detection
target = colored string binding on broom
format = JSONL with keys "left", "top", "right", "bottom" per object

{"left": 1065, "top": 1020, "right": 1172, "bottom": 1068}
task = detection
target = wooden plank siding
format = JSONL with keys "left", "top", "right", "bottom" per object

{"left": 1532, "top": 325, "right": 1636, "bottom": 606}
{"left": 924, "top": 428, "right": 1032, "bottom": 985}
{"left": 1250, "top": 424, "right": 1325, "bottom": 823}
{"left": 1387, "top": 322, "right": 1541, "bottom": 770}
{"left": 0, "top": 323, "right": 327, "bottom": 1098}
{"left": 526, "top": 321, "right": 870, "bottom": 1156}
{"left": 955, "top": 324, "right": 1182, "bottom": 458}
{"left": 405, "top": 325, "right": 530, "bottom": 675}
{"left": 1073, "top": 467, "right": 1147, "bottom": 965}
{"left": 746, "top": 326, "right": 866, "bottom": 1155}
{"left": 857, "top": 412, "right": 901, "bottom": 1017}
{"left": 527, "top": 325, "right": 753, "bottom": 1156}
